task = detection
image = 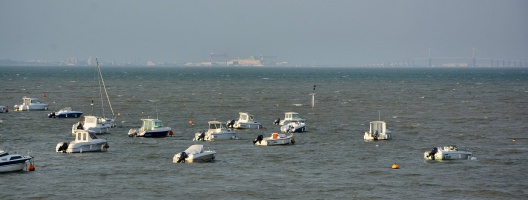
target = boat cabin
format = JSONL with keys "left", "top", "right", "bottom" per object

{"left": 369, "top": 121, "right": 387, "bottom": 134}
{"left": 23, "top": 97, "right": 44, "bottom": 105}
{"left": 284, "top": 112, "right": 305, "bottom": 122}
{"left": 208, "top": 121, "right": 228, "bottom": 130}
{"left": 238, "top": 112, "right": 255, "bottom": 123}
{"left": 73, "top": 130, "right": 100, "bottom": 142}
{"left": 141, "top": 119, "right": 164, "bottom": 131}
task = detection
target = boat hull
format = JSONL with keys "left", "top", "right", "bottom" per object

{"left": 363, "top": 131, "right": 392, "bottom": 140}
{"left": 424, "top": 151, "right": 472, "bottom": 160}
{"left": 56, "top": 141, "right": 109, "bottom": 153}
{"left": 0, "top": 158, "right": 32, "bottom": 173}
{"left": 234, "top": 122, "right": 262, "bottom": 129}
{"left": 138, "top": 130, "right": 170, "bottom": 138}
{"left": 254, "top": 134, "right": 294, "bottom": 146}
{"left": 53, "top": 112, "right": 83, "bottom": 118}
{"left": 14, "top": 104, "right": 48, "bottom": 111}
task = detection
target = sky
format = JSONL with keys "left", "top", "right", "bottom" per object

{"left": 1, "top": 0, "right": 527, "bottom": 66}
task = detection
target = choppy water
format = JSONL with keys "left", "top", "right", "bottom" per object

{"left": 1, "top": 66, "right": 528, "bottom": 199}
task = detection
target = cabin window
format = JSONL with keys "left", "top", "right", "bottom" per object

{"left": 83, "top": 133, "right": 87, "bottom": 140}
{"left": 86, "top": 118, "right": 96, "bottom": 124}
{"left": 154, "top": 122, "right": 163, "bottom": 128}
{"left": 10, "top": 156, "right": 22, "bottom": 160}
{"left": 241, "top": 115, "right": 247, "bottom": 120}
{"left": 77, "top": 133, "right": 82, "bottom": 140}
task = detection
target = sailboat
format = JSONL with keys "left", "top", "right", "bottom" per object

{"left": 72, "top": 58, "right": 116, "bottom": 135}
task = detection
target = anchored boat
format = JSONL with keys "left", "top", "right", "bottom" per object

{"left": 194, "top": 121, "right": 238, "bottom": 141}
{"left": 173, "top": 145, "right": 216, "bottom": 163}
{"left": 228, "top": 112, "right": 263, "bottom": 129}
{"left": 48, "top": 107, "right": 83, "bottom": 118}
{"left": 363, "top": 121, "right": 392, "bottom": 140}
{"left": 128, "top": 118, "right": 172, "bottom": 137}
{"left": 253, "top": 133, "right": 295, "bottom": 146}
{"left": 14, "top": 97, "right": 48, "bottom": 111}
{"left": 275, "top": 112, "right": 305, "bottom": 126}
{"left": 424, "top": 145, "right": 472, "bottom": 160}
{"left": 0, "top": 150, "right": 33, "bottom": 173}
{"left": 56, "top": 130, "right": 109, "bottom": 153}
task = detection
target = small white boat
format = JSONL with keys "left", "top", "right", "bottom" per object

{"left": 424, "top": 145, "right": 472, "bottom": 160}
{"left": 363, "top": 121, "right": 392, "bottom": 140}
{"left": 253, "top": 133, "right": 295, "bottom": 146}
{"left": 48, "top": 107, "right": 83, "bottom": 118}
{"left": 228, "top": 112, "right": 263, "bottom": 129}
{"left": 275, "top": 112, "right": 305, "bottom": 126}
{"left": 13, "top": 97, "right": 48, "bottom": 111}
{"left": 0, "top": 106, "right": 8, "bottom": 113}
{"left": 56, "top": 130, "right": 109, "bottom": 153}
{"left": 280, "top": 121, "right": 306, "bottom": 133}
{"left": 193, "top": 121, "right": 238, "bottom": 141}
{"left": 173, "top": 145, "right": 216, "bottom": 163}
{"left": 128, "top": 118, "right": 173, "bottom": 138}
{"left": 0, "top": 150, "right": 33, "bottom": 173}
{"left": 72, "top": 115, "right": 115, "bottom": 135}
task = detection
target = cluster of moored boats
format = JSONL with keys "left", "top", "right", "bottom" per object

{"left": 0, "top": 60, "right": 473, "bottom": 172}
{"left": 1, "top": 96, "right": 474, "bottom": 170}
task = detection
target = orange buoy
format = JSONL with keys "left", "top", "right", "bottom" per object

{"left": 392, "top": 163, "right": 399, "bottom": 169}
{"left": 513, "top": 138, "right": 517, "bottom": 142}
{"left": 169, "top": 130, "right": 173, "bottom": 136}
{"left": 118, "top": 113, "right": 122, "bottom": 116}
{"left": 189, "top": 120, "right": 193, "bottom": 125}
{"left": 28, "top": 164, "right": 35, "bottom": 171}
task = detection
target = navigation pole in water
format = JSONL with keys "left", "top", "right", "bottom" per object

{"left": 310, "top": 85, "right": 316, "bottom": 109}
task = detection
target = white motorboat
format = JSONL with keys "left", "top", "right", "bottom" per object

{"left": 0, "top": 106, "right": 8, "bottom": 113}
{"left": 173, "top": 145, "right": 216, "bottom": 163}
{"left": 0, "top": 150, "right": 33, "bottom": 173}
{"left": 253, "top": 133, "right": 295, "bottom": 146}
{"left": 275, "top": 112, "right": 305, "bottom": 126}
{"left": 193, "top": 121, "right": 238, "bottom": 141}
{"left": 48, "top": 107, "right": 83, "bottom": 118}
{"left": 128, "top": 118, "right": 173, "bottom": 138}
{"left": 280, "top": 120, "right": 306, "bottom": 133}
{"left": 228, "top": 112, "right": 263, "bottom": 129}
{"left": 424, "top": 145, "right": 472, "bottom": 160}
{"left": 13, "top": 97, "right": 48, "bottom": 111}
{"left": 56, "top": 130, "right": 109, "bottom": 153}
{"left": 363, "top": 121, "right": 392, "bottom": 140}
{"left": 72, "top": 115, "right": 115, "bottom": 134}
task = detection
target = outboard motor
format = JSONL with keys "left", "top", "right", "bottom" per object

{"left": 197, "top": 131, "right": 206, "bottom": 141}
{"left": 253, "top": 135, "right": 264, "bottom": 144}
{"left": 48, "top": 112, "right": 56, "bottom": 118}
{"left": 56, "top": 142, "right": 69, "bottom": 153}
{"left": 227, "top": 120, "right": 235, "bottom": 128}
{"left": 372, "top": 131, "right": 379, "bottom": 140}
{"left": 274, "top": 118, "right": 280, "bottom": 125}
{"left": 177, "top": 152, "right": 188, "bottom": 163}
{"left": 428, "top": 147, "right": 438, "bottom": 160}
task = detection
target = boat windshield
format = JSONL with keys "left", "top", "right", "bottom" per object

{"left": 89, "top": 132, "right": 98, "bottom": 139}
{"left": 154, "top": 121, "right": 163, "bottom": 128}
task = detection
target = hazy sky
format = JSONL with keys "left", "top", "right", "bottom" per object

{"left": 1, "top": 0, "right": 527, "bottom": 65}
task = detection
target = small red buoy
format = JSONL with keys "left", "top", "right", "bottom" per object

{"left": 5, "top": 107, "right": 8, "bottom": 113}
{"left": 189, "top": 120, "right": 193, "bottom": 125}
{"left": 392, "top": 163, "right": 399, "bottom": 169}
{"left": 28, "top": 164, "right": 35, "bottom": 171}
{"left": 42, "top": 93, "right": 47, "bottom": 98}
{"left": 513, "top": 138, "right": 517, "bottom": 142}
{"left": 169, "top": 130, "right": 173, "bottom": 136}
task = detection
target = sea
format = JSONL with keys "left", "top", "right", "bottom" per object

{"left": 1, "top": 66, "right": 527, "bottom": 199}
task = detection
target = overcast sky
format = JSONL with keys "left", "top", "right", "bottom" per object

{"left": 1, "top": 0, "right": 527, "bottom": 65}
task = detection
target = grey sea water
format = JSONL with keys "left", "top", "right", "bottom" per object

{"left": 1, "top": 66, "right": 527, "bottom": 199}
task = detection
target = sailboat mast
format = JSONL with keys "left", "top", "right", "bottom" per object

{"left": 96, "top": 58, "right": 115, "bottom": 119}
